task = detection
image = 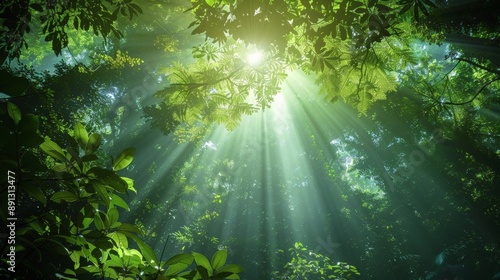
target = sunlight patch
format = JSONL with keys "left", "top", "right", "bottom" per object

{"left": 247, "top": 50, "right": 263, "bottom": 66}
{"left": 202, "top": 141, "right": 217, "bottom": 150}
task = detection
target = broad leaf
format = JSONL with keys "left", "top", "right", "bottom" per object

{"left": 107, "top": 207, "right": 119, "bottom": 227}
{"left": 113, "top": 147, "right": 136, "bottom": 171}
{"left": 111, "top": 193, "right": 130, "bottom": 210}
{"left": 88, "top": 167, "right": 128, "bottom": 193}
{"left": 85, "top": 133, "right": 102, "bottom": 155}
{"left": 40, "top": 138, "right": 67, "bottom": 162}
{"left": 74, "top": 123, "right": 89, "bottom": 149}
{"left": 211, "top": 250, "right": 227, "bottom": 271}
{"left": 108, "top": 232, "right": 128, "bottom": 248}
{"left": 216, "top": 264, "right": 244, "bottom": 274}
{"left": 119, "top": 230, "right": 158, "bottom": 264}
{"left": 193, "top": 252, "right": 213, "bottom": 275}
{"left": 165, "top": 254, "right": 194, "bottom": 276}
{"left": 51, "top": 191, "right": 79, "bottom": 203}
{"left": 7, "top": 102, "right": 21, "bottom": 125}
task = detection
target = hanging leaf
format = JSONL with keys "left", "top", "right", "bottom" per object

{"left": 108, "top": 232, "right": 128, "bottom": 248}
{"left": 107, "top": 207, "right": 119, "bottom": 228}
{"left": 40, "top": 139, "right": 67, "bottom": 162}
{"left": 85, "top": 133, "right": 102, "bottom": 155}
{"left": 74, "top": 123, "right": 89, "bottom": 150}
{"left": 119, "top": 231, "right": 158, "bottom": 264}
{"left": 121, "top": 177, "right": 136, "bottom": 193}
{"left": 113, "top": 147, "right": 136, "bottom": 171}
{"left": 93, "top": 211, "right": 106, "bottom": 231}
{"left": 111, "top": 194, "right": 130, "bottom": 210}
{"left": 92, "top": 181, "right": 111, "bottom": 208}
{"left": 7, "top": 102, "right": 21, "bottom": 125}
{"left": 88, "top": 167, "right": 128, "bottom": 193}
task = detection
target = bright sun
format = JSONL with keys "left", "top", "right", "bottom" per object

{"left": 247, "top": 50, "right": 263, "bottom": 66}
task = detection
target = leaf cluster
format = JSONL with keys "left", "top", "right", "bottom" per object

{"left": 0, "top": 0, "right": 143, "bottom": 64}
{"left": 273, "top": 242, "right": 360, "bottom": 279}
{"left": 0, "top": 102, "right": 244, "bottom": 279}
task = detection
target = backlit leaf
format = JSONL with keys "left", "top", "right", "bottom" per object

{"left": 85, "top": 133, "right": 102, "bottom": 155}
{"left": 40, "top": 139, "right": 67, "bottom": 162}
{"left": 211, "top": 250, "right": 227, "bottom": 270}
{"left": 7, "top": 102, "right": 21, "bottom": 125}
{"left": 193, "top": 252, "right": 213, "bottom": 275}
{"left": 113, "top": 147, "right": 136, "bottom": 171}
{"left": 74, "top": 123, "right": 89, "bottom": 150}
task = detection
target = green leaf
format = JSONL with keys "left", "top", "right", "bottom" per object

{"left": 75, "top": 207, "right": 94, "bottom": 229}
{"left": 88, "top": 167, "right": 128, "bottom": 193}
{"left": 193, "top": 252, "right": 213, "bottom": 275}
{"left": 107, "top": 207, "right": 119, "bottom": 227}
{"left": 108, "top": 232, "right": 128, "bottom": 248}
{"left": 93, "top": 211, "right": 106, "bottom": 230}
{"left": 113, "top": 147, "right": 136, "bottom": 171}
{"left": 40, "top": 139, "right": 67, "bottom": 162}
{"left": 197, "top": 265, "right": 210, "bottom": 280}
{"left": 118, "top": 223, "right": 142, "bottom": 235}
{"left": 420, "top": 0, "right": 438, "bottom": 8}
{"left": 74, "top": 123, "right": 89, "bottom": 150}
{"left": 111, "top": 194, "right": 129, "bottom": 210}
{"left": 92, "top": 181, "right": 111, "bottom": 208}
{"left": 121, "top": 177, "right": 136, "bottom": 193}
{"left": 94, "top": 237, "right": 114, "bottom": 250}
{"left": 51, "top": 191, "right": 79, "bottom": 203}
{"left": 107, "top": 254, "right": 124, "bottom": 267}
{"left": 211, "top": 250, "right": 227, "bottom": 271}
{"left": 7, "top": 102, "right": 21, "bottom": 125}
{"left": 119, "top": 231, "right": 158, "bottom": 264}
{"left": 85, "top": 133, "right": 102, "bottom": 155}
{"left": 165, "top": 254, "right": 194, "bottom": 276}
{"left": 217, "top": 264, "right": 244, "bottom": 274}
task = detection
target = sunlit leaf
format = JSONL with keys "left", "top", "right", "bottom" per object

{"left": 74, "top": 123, "right": 89, "bottom": 150}
{"left": 119, "top": 230, "right": 158, "bottom": 264}
{"left": 113, "top": 147, "right": 136, "bottom": 171}
{"left": 165, "top": 254, "right": 194, "bottom": 276}
{"left": 193, "top": 252, "right": 213, "bottom": 275}
{"left": 111, "top": 193, "right": 130, "bottom": 210}
{"left": 85, "top": 133, "right": 102, "bottom": 155}
{"left": 211, "top": 250, "right": 227, "bottom": 270}
{"left": 107, "top": 207, "right": 119, "bottom": 227}
{"left": 88, "top": 167, "right": 128, "bottom": 193}
{"left": 108, "top": 232, "right": 128, "bottom": 248}
{"left": 216, "top": 264, "right": 244, "bottom": 274}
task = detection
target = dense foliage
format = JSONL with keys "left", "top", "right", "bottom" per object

{"left": 1, "top": 0, "right": 499, "bottom": 279}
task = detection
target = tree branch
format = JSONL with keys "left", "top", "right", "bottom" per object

{"left": 442, "top": 77, "right": 500, "bottom": 106}
{"left": 455, "top": 57, "right": 500, "bottom": 75}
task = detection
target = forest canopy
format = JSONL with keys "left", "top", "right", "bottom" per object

{"left": 1, "top": 0, "right": 500, "bottom": 279}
